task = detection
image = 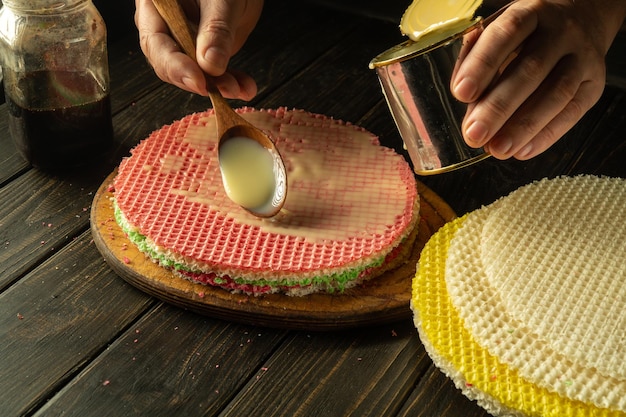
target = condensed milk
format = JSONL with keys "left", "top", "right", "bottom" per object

{"left": 400, "top": 0, "right": 482, "bottom": 42}
{"left": 218, "top": 136, "right": 276, "bottom": 210}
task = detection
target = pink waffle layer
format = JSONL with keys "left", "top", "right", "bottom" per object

{"left": 113, "top": 107, "right": 419, "bottom": 292}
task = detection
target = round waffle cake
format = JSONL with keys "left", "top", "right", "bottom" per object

{"left": 113, "top": 107, "right": 419, "bottom": 296}
{"left": 412, "top": 175, "right": 626, "bottom": 416}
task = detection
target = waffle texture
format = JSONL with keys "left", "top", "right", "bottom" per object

{"left": 113, "top": 107, "right": 419, "bottom": 295}
{"left": 412, "top": 175, "right": 626, "bottom": 416}
{"left": 481, "top": 176, "right": 626, "bottom": 381}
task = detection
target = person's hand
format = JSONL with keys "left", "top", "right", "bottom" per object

{"left": 451, "top": 0, "right": 626, "bottom": 160}
{"left": 135, "top": 0, "right": 264, "bottom": 100}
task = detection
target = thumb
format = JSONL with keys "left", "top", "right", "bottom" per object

{"left": 195, "top": 0, "right": 238, "bottom": 77}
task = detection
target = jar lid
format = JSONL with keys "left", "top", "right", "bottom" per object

{"left": 369, "top": 17, "right": 482, "bottom": 69}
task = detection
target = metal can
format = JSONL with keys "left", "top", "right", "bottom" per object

{"left": 370, "top": 19, "right": 490, "bottom": 175}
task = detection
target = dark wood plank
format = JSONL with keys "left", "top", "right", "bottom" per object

{"left": 36, "top": 304, "right": 288, "bottom": 417}
{"left": 107, "top": 36, "right": 165, "bottom": 115}
{"left": 0, "top": 169, "right": 111, "bottom": 290}
{"left": 568, "top": 87, "right": 626, "bottom": 177}
{"left": 220, "top": 321, "right": 431, "bottom": 417}
{"left": 397, "top": 365, "right": 491, "bottom": 417}
{"left": 606, "top": 30, "right": 626, "bottom": 90}
{"left": 256, "top": 19, "right": 404, "bottom": 122}
{"left": 0, "top": 231, "right": 153, "bottom": 417}
{"left": 233, "top": 0, "right": 363, "bottom": 100}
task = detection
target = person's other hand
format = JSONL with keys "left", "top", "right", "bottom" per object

{"left": 135, "top": 0, "right": 264, "bottom": 100}
{"left": 451, "top": 0, "right": 626, "bottom": 160}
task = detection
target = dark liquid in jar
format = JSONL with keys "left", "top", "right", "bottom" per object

{"left": 6, "top": 70, "right": 113, "bottom": 171}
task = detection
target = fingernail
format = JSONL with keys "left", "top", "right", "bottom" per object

{"left": 465, "top": 120, "right": 489, "bottom": 145}
{"left": 453, "top": 77, "right": 478, "bottom": 101}
{"left": 490, "top": 137, "right": 513, "bottom": 156}
{"left": 203, "top": 47, "right": 228, "bottom": 73}
{"left": 182, "top": 76, "right": 197, "bottom": 91}
{"left": 516, "top": 143, "right": 533, "bottom": 159}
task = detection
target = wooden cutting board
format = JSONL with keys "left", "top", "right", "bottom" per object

{"left": 91, "top": 171, "right": 455, "bottom": 330}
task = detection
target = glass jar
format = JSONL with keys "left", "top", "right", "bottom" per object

{"left": 0, "top": 0, "right": 113, "bottom": 171}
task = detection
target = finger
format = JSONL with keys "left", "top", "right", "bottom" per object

{"left": 461, "top": 23, "right": 575, "bottom": 149}
{"left": 450, "top": 26, "right": 481, "bottom": 92}
{"left": 486, "top": 54, "right": 603, "bottom": 160}
{"left": 513, "top": 77, "right": 604, "bottom": 160}
{"left": 212, "top": 69, "right": 258, "bottom": 100}
{"left": 135, "top": 0, "right": 208, "bottom": 95}
{"left": 486, "top": 54, "right": 583, "bottom": 158}
{"left": 452, "top": 4, "right": 537, "bottom": 103}
{"left": 195, "top": 0, "right": 242, "bottom": 76}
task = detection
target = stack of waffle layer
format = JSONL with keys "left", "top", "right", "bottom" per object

{"left": 113, "top": 107, "right": 420, "bottom": 296}
{"left": 412, "top": 175, "right": 626, "bottom": 416}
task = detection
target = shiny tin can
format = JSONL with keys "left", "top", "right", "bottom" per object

{"left": 370, "top": 19, "right": 490, "bottom": 175}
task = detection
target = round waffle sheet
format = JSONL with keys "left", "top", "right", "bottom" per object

{"left": 445, "top": 198, "right": 626, "bottom": 410}
{"left": 112, "top": 107, "right": 419, "bottom": 294}
{"left": 412, "top": 215, "right": 625, "bottom": 417}
{"left": 412, "top": 175, "right": 626, "bottom": 416}
{"left": 481, "top": 176, "right": 626, "bottom": 382}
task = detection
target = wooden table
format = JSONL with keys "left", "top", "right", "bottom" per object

{"left": 1, "top": 1, "right": 624, "bottom": 416}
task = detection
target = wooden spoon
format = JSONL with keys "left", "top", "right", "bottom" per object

{"left": 151, "top": 0, "right": 287, "bottom": 218}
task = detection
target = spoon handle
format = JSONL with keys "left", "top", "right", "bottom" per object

{"left": 151, "top": 0, "right": 196, "bottom": 57}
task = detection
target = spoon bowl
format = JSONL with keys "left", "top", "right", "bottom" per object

{"left": 151, "top": 0, "right": 287, "bottom": 217}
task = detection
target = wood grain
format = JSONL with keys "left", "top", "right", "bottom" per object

{"left": 34, "top": 304, "right": 288, "bottom": 417}
{"left": 91, "top": 171, "right": 455, "bottom": 330}
{"left": 220, "top": 321, "right": 431, "bottom": 417}
{"left": 0, "top": 232, "right": 154, "bottom": 417}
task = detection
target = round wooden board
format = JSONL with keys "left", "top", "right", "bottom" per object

{"left": 90, "top": 171, "right": 455, "bottom": 330}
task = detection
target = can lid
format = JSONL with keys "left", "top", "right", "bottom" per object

{"left": 369, "top": 18, "right": 482, "bottom": 69}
